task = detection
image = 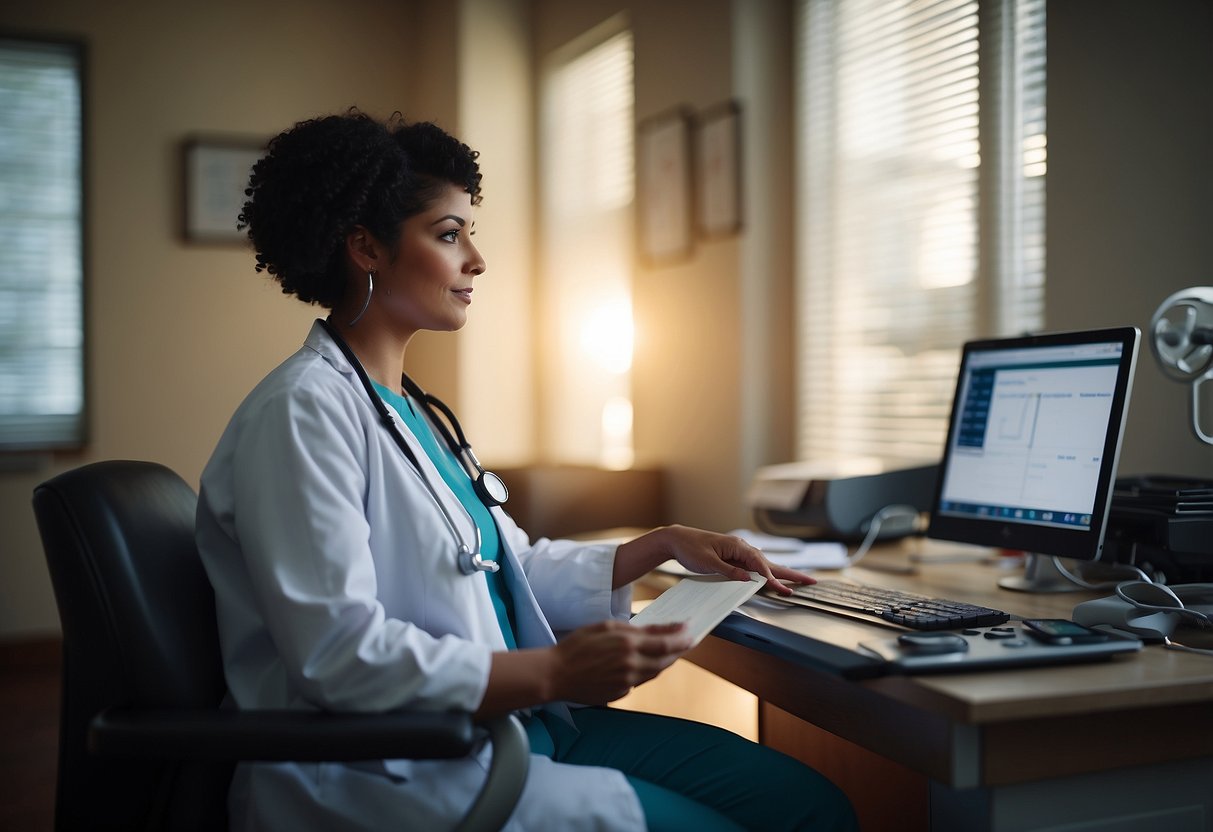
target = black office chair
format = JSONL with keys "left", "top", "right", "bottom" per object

{"left": 32, "top": 460, "right": 528, "bottom": 832}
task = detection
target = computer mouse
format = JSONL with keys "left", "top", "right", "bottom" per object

{"left": 896, "top": 632, "right": 970, "bottom": 654}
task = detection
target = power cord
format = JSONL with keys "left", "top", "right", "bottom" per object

{"left": 1049, "top": 556, "right": 1153, "bottom": 590}
{"left": 1053, "top": 558, "right": 1213, "bottom": 658}
{"left": 845, "top": 504, "right": 924, "bottom": 567}
{"left": 1163, "top": 636, "right": 1213, "bottom": 657}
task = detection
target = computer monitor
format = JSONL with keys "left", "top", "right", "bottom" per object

{"left": 927, "top": 327, "right": 1141, "bottom": 592}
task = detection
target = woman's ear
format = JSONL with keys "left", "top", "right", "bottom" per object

{"left": 344, "top": 225, "right": 382, "bottom": 273}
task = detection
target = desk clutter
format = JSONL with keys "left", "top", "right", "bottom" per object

{"left": 856, "top": 620, "right": 1141, "bottom": 673}
{"left": 719, "top": 606, "right": 1143, "bottom": 679}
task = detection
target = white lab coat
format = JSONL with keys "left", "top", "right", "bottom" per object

{"left": 196, "top": 320, "right": 646, "bottom": 831}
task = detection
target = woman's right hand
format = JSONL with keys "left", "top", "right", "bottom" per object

{"left": 548, "top": 620, "right": 693, "bottom": 705}
{"left": 477, "top": 619, "right": 693, "bottom": 717}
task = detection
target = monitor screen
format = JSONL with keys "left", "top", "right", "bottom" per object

{"left": 927, "top": 327, "right": 1140, "bottom": 570}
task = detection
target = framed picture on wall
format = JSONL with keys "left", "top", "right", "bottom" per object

{"left": 694, "top": 101, "right": 742, "bottom": 238}
{"left": 182, "top": 136, "right": 265, "bottom": 244}
{"left": 636, "top": 109, "right": 694, "bottom": 265}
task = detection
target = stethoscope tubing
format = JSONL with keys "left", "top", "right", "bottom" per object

{"left": 318, "top": 318, "right": 499, "bottom": 575}
{"left": 399, "top": 374, "right": 509, "bottom": 507}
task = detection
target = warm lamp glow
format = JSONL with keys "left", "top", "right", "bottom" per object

{"left": 600, "top": 395, "right": 634, "bottom": 470}
{"left": 579, "top": 300, "right": 634, "bottom": 374}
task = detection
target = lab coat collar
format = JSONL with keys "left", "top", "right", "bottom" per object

{"left": 303, "top": 318, "right": 356, "bottom": 377}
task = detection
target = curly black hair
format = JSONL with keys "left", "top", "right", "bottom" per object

{"left": 238, "top": 110, "right": 482, "bottom": 308}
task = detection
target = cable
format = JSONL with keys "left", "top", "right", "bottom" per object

{"left": 1050, "top": 557, "right": 1153, "bottom": 590}
{"left": 845, "top": 504, "right": 923, "bottom": 567}
{"left": 1056, "top": 559, "right": 1213, "bottom": 656}
{"left": 1163, "top": 636, "right": 1213, "bottom": 657}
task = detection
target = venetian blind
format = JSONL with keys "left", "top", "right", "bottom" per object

{"left": 796, "top": 0, "right": 1045, "bottom": 467}
{"left": 539, "top": 26, "right": 636, "bottom": 465}
{"left": 0, "top": 39, "right": 85, "bottom": 450}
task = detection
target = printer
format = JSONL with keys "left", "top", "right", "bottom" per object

{"left": 747, "top": 459, "right": 938, "bottom": 542}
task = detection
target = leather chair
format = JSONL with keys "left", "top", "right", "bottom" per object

{"left": 32, "top": 460, "right": 527, "bottom": 831}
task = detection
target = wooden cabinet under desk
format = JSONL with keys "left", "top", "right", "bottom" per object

{"left": 632, "top": 540, "right": 1213, "bottom": 832}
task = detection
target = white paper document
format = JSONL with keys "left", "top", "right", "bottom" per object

{"left": 727, "top": 529, "right": 850, "bottom": 570}
{"left": 630, "top": 572, "right": 766, "bottom": 645}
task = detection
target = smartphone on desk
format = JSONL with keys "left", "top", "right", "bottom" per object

{"left": 1022, "top": 618, "right": 1112, "bottom": 645}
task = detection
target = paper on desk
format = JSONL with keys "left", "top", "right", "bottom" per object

{"left": 727, "top": 529, "right": 849, "bottom": 570}
{"left": 629, "top": 572, "right": 766, "bottom": 645}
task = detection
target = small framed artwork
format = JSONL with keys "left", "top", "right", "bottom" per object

{"left": 694, "top": 101, "right": 742, "bottom": 238}
{"left": 636, "top": 109, "right": 694, "bottom": 265}
{"left": 182, "top": 136, "right": 265, "bottom": 244}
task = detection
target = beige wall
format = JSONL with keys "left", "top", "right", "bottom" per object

{"left": 0, "top": 0, "right": 419, "bottom": 637}
{"left": 397, "top": 0, "right": 536, "bottom": 465}
{"left": 534, "top": 0, "right": 795, "bottom": 531}
{"left": 3, "top": 0, "right": 1211, "bottom": 639}
{"left": 1045, "top": 0, "right": 1213, "bottom": 478}
{"left": 458, "top": 0, "right": 537, "bottom": 465}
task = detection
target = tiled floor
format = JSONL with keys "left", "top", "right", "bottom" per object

{"left": 0, "top": 639, "right": 59, "bottom": 831}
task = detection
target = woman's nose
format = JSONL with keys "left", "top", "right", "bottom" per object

{"left": 467, "top": 243, "right": 486, "bottom": 275}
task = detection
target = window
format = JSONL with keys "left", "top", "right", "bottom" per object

{"left": 795, "top": 0, "right": 1045, "bottom": 466}
{"left": 539, "top": 23, "right": 635, "bottom": 467}
{"left": 0, "top": 38, "right": 85, "bottom": 451}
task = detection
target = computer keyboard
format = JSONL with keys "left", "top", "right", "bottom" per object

{"left": 779, "top": 579, "right": 1010, "bottom": 631}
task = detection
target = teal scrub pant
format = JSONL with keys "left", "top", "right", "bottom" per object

{"left": 542, "top": 707, "right": 858, "bottom": 832}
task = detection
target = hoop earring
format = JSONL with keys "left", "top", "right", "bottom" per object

{"left": 348, "top": 271, "right": 374, "bottom": 326}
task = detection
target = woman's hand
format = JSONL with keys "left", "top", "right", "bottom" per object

{"left": 549, "top": 620, "right": 692, "bottom": 705}
{"left": 477, "top": 620, "right": 692, "bottom": 716}
{"left": 613, "top": 524, "right": 816, "bottom": 596}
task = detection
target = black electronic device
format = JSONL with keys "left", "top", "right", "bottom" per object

{"left": 926, "top": 327, "right": 1141, "bottom": 592}
{"left": 1103, "top": 474, "right": 1213, "bottom": 583}
{"left": 775, "top": 579, "right": 1010, "bottom": 630}
{"left": 1021, "top": 618, "right": 1111, "bottom": 645}
{"left": 748, "top": 461, "right": 938, "bottom": 542}
{"left": 858, "top": 620, "right": 1141, "bottom": 674}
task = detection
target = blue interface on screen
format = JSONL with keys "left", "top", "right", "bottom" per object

{"left": 937, "top": 340, "right": 1125, "bottom": 533}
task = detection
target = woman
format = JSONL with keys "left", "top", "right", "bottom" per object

{"left": 196, "top": 110, "right": 857, "bottom": 831}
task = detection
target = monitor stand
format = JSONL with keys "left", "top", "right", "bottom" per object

{"left": 998, "top": 553, "right": 1085, "bottom": 593}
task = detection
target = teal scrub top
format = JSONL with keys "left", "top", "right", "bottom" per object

{"left": 374, "top": 383, "right": 562, "bottom": 754}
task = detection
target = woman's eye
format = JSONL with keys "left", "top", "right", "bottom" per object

{"left": 439, "top": 229, "right": 459, "bottom": 243}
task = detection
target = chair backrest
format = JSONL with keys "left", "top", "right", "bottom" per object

{"left": 33, "top": 460, "right": 230, "bottom": 831}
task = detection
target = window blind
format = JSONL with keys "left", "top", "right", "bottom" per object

{"left": 542, "top": 30, "right": 635, "bottom": 218}
{"left": 0, "top": 39, "right": 85, "bottom": 450}
{"left": 539, "top": 27, "right": 636, "bottom": 466}
{"left": 796, "top": 0, "right": 1045, "bottom": 467}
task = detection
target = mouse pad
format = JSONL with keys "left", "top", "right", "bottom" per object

{"left": 858, "top": 622, "right": 1141, "bottom": 674}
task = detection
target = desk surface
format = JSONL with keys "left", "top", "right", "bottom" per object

{"left": 653, "top": 538, "right": 1213, "bottom": 791}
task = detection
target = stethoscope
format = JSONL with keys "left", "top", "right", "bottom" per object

{"left": 318, "top": 318, "right": 509, "bottom": 575}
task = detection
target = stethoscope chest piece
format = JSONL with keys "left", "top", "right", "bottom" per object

{"left": 458, "top": 545, "right": 501, "bottom": 575}
{"left": 474, "top": 470, "right": 509, "bottom": 507}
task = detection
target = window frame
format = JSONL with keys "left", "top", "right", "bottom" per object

{"left": 0, "top": 33, "right": 88, "bottom": 454}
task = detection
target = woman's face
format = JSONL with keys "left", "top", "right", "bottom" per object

{"left": 375, "top": 183, "right": 485, "bottom": 337}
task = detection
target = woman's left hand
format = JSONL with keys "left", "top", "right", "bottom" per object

{"left": 613, "top": 524, "right": 815, "bottom": 595}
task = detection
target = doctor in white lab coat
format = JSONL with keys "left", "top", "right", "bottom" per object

{"left": 196, "top": 111, "right": 857, "bottom": 832}
{"left": 199, "top": 318, "right": 654, "bottom": 830}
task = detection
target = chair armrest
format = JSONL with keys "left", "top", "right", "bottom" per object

{"left": 91, "top": 708, "right": 531, "bottom": 832}
{"left": 457, "top": 713, "right": 529, "bottom": 832}
{"left": 89, "top": 707, "right": 476, "bottom": 762}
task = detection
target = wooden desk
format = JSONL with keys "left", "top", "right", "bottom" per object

{"left": 645, "top": 541, "right": 1213, "bottom": 831}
